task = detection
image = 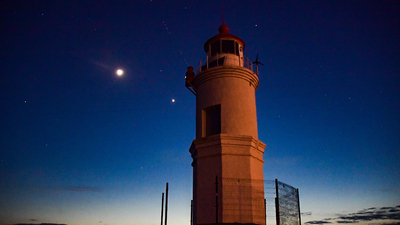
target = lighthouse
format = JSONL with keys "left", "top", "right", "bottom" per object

{"left": 186, "top": 22, "right": 267, "bottom": 225}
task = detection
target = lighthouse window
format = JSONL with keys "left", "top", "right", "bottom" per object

{"left": 222, "top": 40, "right": 235, "bottom": 54}
{"left": 202, "top": 104, "right": 221, "bottom": 137}
{"left": 235, "top": 42, "right": 239, "bottom": 55}
{"left": 211, "top": 41, "right": 220, "bottom": 56}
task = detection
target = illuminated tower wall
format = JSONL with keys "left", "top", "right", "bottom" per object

{"left": 186, "top": 23, "right": 266, "bottom": 225}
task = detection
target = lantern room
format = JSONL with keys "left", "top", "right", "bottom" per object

{"left": 202, "top": 23, "right": 245, "bottom": 69}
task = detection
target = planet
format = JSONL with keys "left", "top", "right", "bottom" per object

{"left": 116, "top": 69, "right": 124, "bottom": 76}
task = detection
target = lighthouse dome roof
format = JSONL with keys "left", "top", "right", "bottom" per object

{"left": 204, "top": 23, "right": 245, "bottom": 52}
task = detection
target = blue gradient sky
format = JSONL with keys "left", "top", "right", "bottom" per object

{"left": 1, "top": 1, "right": 399, "bottom": 225}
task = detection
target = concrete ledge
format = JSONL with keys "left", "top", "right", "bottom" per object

{"left": 192, "top": 66, "right": 259, "bottom": 90}
{"left": 189, "top": 134, "right": 266, "bottom": 163}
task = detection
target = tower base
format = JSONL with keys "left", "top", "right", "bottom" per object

{"left": 190, "top": 134, "right": 266, "bottom": 225}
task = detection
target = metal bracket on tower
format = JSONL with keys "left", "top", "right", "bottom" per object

{"left": 186, "top": 82, "right": 197, "bottom": 95}
{"left": 185, "top": 66, "right": 197, "bottom": 95}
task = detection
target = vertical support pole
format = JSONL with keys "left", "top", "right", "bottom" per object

{"left": 297, "top": 188, "right": 301, "bottom": 225}
{"left": 161, "top": 193, "right": 164, "bottom": 225}
{"left": 199, "top": 60, "right": 202, "bottom": 72}
{"left": 216, "top": 176, "right": 219, "bottom": 225}
{"left": 275, "top": 179, "right": 280, "bottom": 225}
{"left": 190, "top": 200, "right": 193, "bottom": 225}
{"left": 165, "top": 183, "right": 169, "bottom": 225}
{"left": 264, "top": 198, "right": 267, "bottom": 225}
{"left": 217, "top": 53, "right": 219, "bottom": 66}
{"left": 207, "top": 55, "right": 209, "bottom": 69}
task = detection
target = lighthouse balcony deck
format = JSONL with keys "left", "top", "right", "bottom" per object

{"left": 196, "top": 54, "right": 259, "bottom": 75}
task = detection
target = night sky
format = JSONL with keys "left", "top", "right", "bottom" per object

{"left": 1, "top": 1, "right": 399, "bottom": 225}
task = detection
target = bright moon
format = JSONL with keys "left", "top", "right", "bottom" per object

{"left": 116, "top": 69, "right": 124, "bottom": 76}
{"left": 172, "top": 99, "right": 175, "bottom": 102}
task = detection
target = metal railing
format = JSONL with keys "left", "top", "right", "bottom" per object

{"left": 196, "top": 54, "right": 258, "bottom": 75}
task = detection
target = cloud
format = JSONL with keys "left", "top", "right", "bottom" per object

{"left": 305, "top": 221, "right": 332, "bottom": 224}
{"left": 65, "top": 186, "right": 103, "bottom": 192}
{"left": 305, "top": 206, "right": 400, "bottom": 224}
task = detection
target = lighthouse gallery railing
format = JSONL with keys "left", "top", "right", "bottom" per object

{"left": 196, "top": 54, "right": 259, "bottom": 75}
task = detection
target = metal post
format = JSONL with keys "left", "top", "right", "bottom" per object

{"left": 216, "top": 176, "right": 219, "bottom": 225}
{"left": 297, "top": 188, "right": 301, "bottom": 225}
{"left": 165, "top": 183, "right": 169, "bottom": 225}
{"left": 275, "top": 179, "right": 280, "bottom": 225}
{"left": 264, "top": 198, "right": 267, "bottom": 225}
{"left": 190, "top": 200, "right": 193, "bottom": 225}
{"left": 161, "top": 193, "right": 164, "bottom": 225}
{"left": 206, "top": 55, "right": 209, "bottom": 69}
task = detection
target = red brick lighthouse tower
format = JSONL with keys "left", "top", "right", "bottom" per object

{"left": 186, "top": 23, "right": 266, "bottom": 225}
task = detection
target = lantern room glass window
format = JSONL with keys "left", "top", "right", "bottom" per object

{"left": 222, "top": 40, "right": 235, "bottom": 54}
{"left": 211, "top": 41, "right": 220, "bottom": 56}
{"left": 209, "top": 40, "right": 240, "bottom": 57}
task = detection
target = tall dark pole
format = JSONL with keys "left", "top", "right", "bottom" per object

{"left": 190, "top": 200, "right": 193, "bottom": 225}
{"left": 264, "top": 198, "right": 267, "bottom": 225}
{"left": 216, "top": 176, "right": 218, "bottom": 225}
{"left": 161, "top": 193, "right": 164, "bottom": 225}
{"left": 297, "top": 188, "right": 301, "bottom": 225}
{"left": 275, "top": 179, "right": 280, "bottom": 225}
{"left": 165, "top": 183, "right": 169, "bottom": 225}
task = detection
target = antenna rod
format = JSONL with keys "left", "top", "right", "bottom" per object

{"left": 275, "top": 179, "right": 280, "bottom": 225}
{"left": 164, "top": 182, "right": 169, "bottom": 225}
{"left": 297, "top": 188, "right": 301, "bottom": 225}
{"left": 190, "top": 200, "right": 193, "bottom": 225}
{"left": 265, "top": 198, "right": 267, "bottom": 225}
{"left": 160, "top": 193, "right": 164, "bottom": 225}
{"left": 222, "top": 8, "right": 225, "bottom": 24}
